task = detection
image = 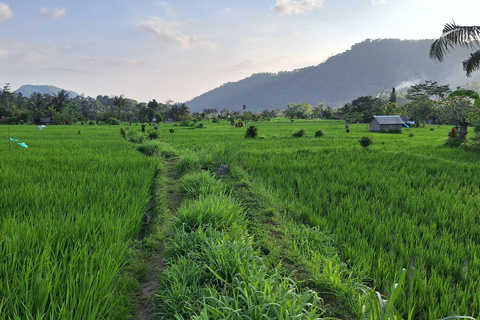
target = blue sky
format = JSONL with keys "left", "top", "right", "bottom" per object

{"left": 0, "top": 0, "right": 479, "bottom": 103}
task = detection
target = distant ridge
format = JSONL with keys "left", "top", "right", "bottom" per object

{"left": 186, "top": 39, "right": 480, "bottom": 113}
{"left": 14, "top": 85, "right": 78, "bottom": 98}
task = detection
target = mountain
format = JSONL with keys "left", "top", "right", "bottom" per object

{"left": 186, "top": 39, "right": 480, "bottom": 113}
{"left": 14, "top": 85, "right": 78, "bottom": 98}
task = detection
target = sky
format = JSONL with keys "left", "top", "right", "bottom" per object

{"left": 0, "top": 0, "right": 479, "bottom": 103}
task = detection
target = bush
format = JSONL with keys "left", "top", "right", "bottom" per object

{"left": 106, "top": 118, "right": 120, "bottom": 125}
{"left": 0, "top": 117, "right": 19, "bottom": 125}
{"left": 244, "top": 125, "right": 258, "bottom": 139}
{"left": 148, "top": 130, "right": 160, "bottom": 140}
{"left": 359, "top": 136, "right": 373, "bottom": 148}
{"left": 196, "top": 123, "right": 204, "bottom": 128}
{"left": 169, "top": 129, "right": 175, "bottom": 134}
{"left": 409, "top": 133, "right": 414, "bottom": 137}
{"left": 292, "top": 129, "right": 305, "bottom": 138}
{"left": 120, "top": 128, "right": 126, "bottom": 139}
{"left": 314, "top": 130, "right": 324, "bottom": 137}
{"left": 443, "top": 136, "right": 465, "bottom": 148}
{"left": 88, "top": 121, "right": 95, "bottom": 125}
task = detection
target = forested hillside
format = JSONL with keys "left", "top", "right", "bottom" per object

{"left": 187, "top": 39, "right": 480, "bottom": 113}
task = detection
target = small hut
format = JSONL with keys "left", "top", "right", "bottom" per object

{"left": 369, "top": 115, "right": 405, "bottom": 132}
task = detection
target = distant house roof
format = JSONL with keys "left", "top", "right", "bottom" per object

{"left": 371, "top": 115, "right": 405, "bottom": 125}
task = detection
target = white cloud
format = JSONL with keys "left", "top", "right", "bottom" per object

{"left": 271, "top": 0, "right": 324, "bottom": 15}
{"left": 138, "top": 17, "right": 218, "bottom": 51}
{"left": 0, "top": 2, "right": 13, "bottom": 23}
{"left": 216, "top": 7, "right": 233, "bottom": 16}
{"left": 138, "top": 18, "right": 193, "bottom": 48}
{"left": 39, "top": 7, "right": 66, "bottom": 19}
{"left": 371, "top": 0, "right": 388, "bottom": 5}
{"left": 157, "top": 2, "right": 176, "bottom": 17}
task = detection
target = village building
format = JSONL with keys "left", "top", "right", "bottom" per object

{"left": 369, "top": 115, "right": 405, "bottom": 132}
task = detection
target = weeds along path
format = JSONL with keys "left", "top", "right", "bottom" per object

{"left": 134, "top": 158, "right": 181, "bottom": 320}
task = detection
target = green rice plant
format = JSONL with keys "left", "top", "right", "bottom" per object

{"left": 157, "top": 142, "right": 178, "bottom": 158}
{"left": 136, "top": 140, "right": 159, "bottom": 156}
{"left": 177, "top": 152, "right": 201, "bottom": 175}
{"left": 174, "top": 194, "right": 246, "bottom": 234}
{"left": 0, "top": 125, "right": 156, "bottom": 319}
{"left": 179, "top": 170, "right": 225, "bottom": 200}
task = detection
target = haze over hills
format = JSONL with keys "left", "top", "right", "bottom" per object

{"left": 14, "top": 85, "right": 78, "bottom": 99}
{"left": 186, "top": 39, "right": 480, "bottom": 113}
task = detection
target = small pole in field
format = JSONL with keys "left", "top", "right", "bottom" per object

{"left": 7, "top": 126, "right": 11, "bottom": 156}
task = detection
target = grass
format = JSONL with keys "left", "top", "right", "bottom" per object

{"left": 0, "top": 124, "right": 156, "bottom": 319}
{"left": 157, "top": 119, "right": 480, "bottom": 319}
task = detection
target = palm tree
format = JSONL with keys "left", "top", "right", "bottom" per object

{"left": 111, "top": 95, "right": 127, "bottom": 121}
{"left": 430, "top": 21, "right": 480, "bottom": 76}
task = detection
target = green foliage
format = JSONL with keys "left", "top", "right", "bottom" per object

{"left": 315, "top": 129, "right": 324, "bottom": 137}
{"left": 147, "top": 130, "right": 160, "bottom": 140}
{"left": 136, "top": 141, "right": 159, "bottom": 156}
{"left": 244, "top": 125, "right": 258, "bottom": 139}
{"left": 174, "top": 194, "right": 246, "bottom": 234}
{"left": 0, "top": 125, "right": 156, "bottom": 319}
{"left": 176, "top": 153, "right": 201, "bottom": 175}
{"left": 106, "top": 117, "right": 120, "bottom": 125}
{"left": 292, "top": 128, "right": 306, "bottom": 138}
{"left": 179, "top": 171, "right": 224, "bottom": 200}
{"left": 359, "top": 135, "right": 373, "bottom": 148}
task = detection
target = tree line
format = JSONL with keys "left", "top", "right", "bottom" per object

{"left": 1, "top": 80, "right": 479, "bottom": 129}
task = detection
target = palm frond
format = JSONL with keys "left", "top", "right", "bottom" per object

{"left": 429, "top": 21, "right": 480, "bottom": 61}
{"left": 463, "top": 49, "right": 480, "bottom": 76}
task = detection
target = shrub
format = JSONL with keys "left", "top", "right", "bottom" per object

{"left": 409, "top": 133, "right": 414, "bottom": 137}
{"left": 148, "top": 130, "right": 160, "bottom": 140}
{"left": 88, "top": 121, "right": 95, "bottom": 125}
{"left": 0, "top": 117, "right": 19, "bottom": 125}
{"left": 106, "top": 118, "right": 120, "bottom": 125}
{"left": 359, "top": 136, "right": 373, "bottom": 148}
{"left": 169, "top": 129, "right": 175, "bottom": 134}
{"left": 292, "top": 129, "right": 305, "bottom": 138}
{"left": 120, "top": 128, "right": 126, "bottom": 139}
{"left": 314, "top": 130, "right": 324, "bottom": 137}
{"left": 443, "top": 136, "right": 465, "bottom": 148}
{"left": 196, "top": 123, "right": 204, "bottom": 128}
{"left": 244, "top": 125, "right": 258, "bottom": 139}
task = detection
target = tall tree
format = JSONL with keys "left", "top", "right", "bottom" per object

{"left": 111, "top": 95, "right": 127, "bottom": 121}
{"left": 430, "top": 21, "right": 480, "bottom": 76}
{"left": 49, "top": 89, "right": 70, "bottom": 112}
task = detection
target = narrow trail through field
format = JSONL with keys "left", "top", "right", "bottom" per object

{"left": 135, "top": 159, "right": 180, "bottom": 320}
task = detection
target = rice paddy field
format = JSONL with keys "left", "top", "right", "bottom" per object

{"left": 160, "top": 119, "right": 480, "bottom": 319}
{"left": 0, "top": 125, "right": 157, "bottom": 319}
{"left": 3, "top": 120, "right": 480, "bottom": 319}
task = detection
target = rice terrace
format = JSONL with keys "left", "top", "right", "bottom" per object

{"left": 2, "top": 117, "right": 480, "bottom": 320}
